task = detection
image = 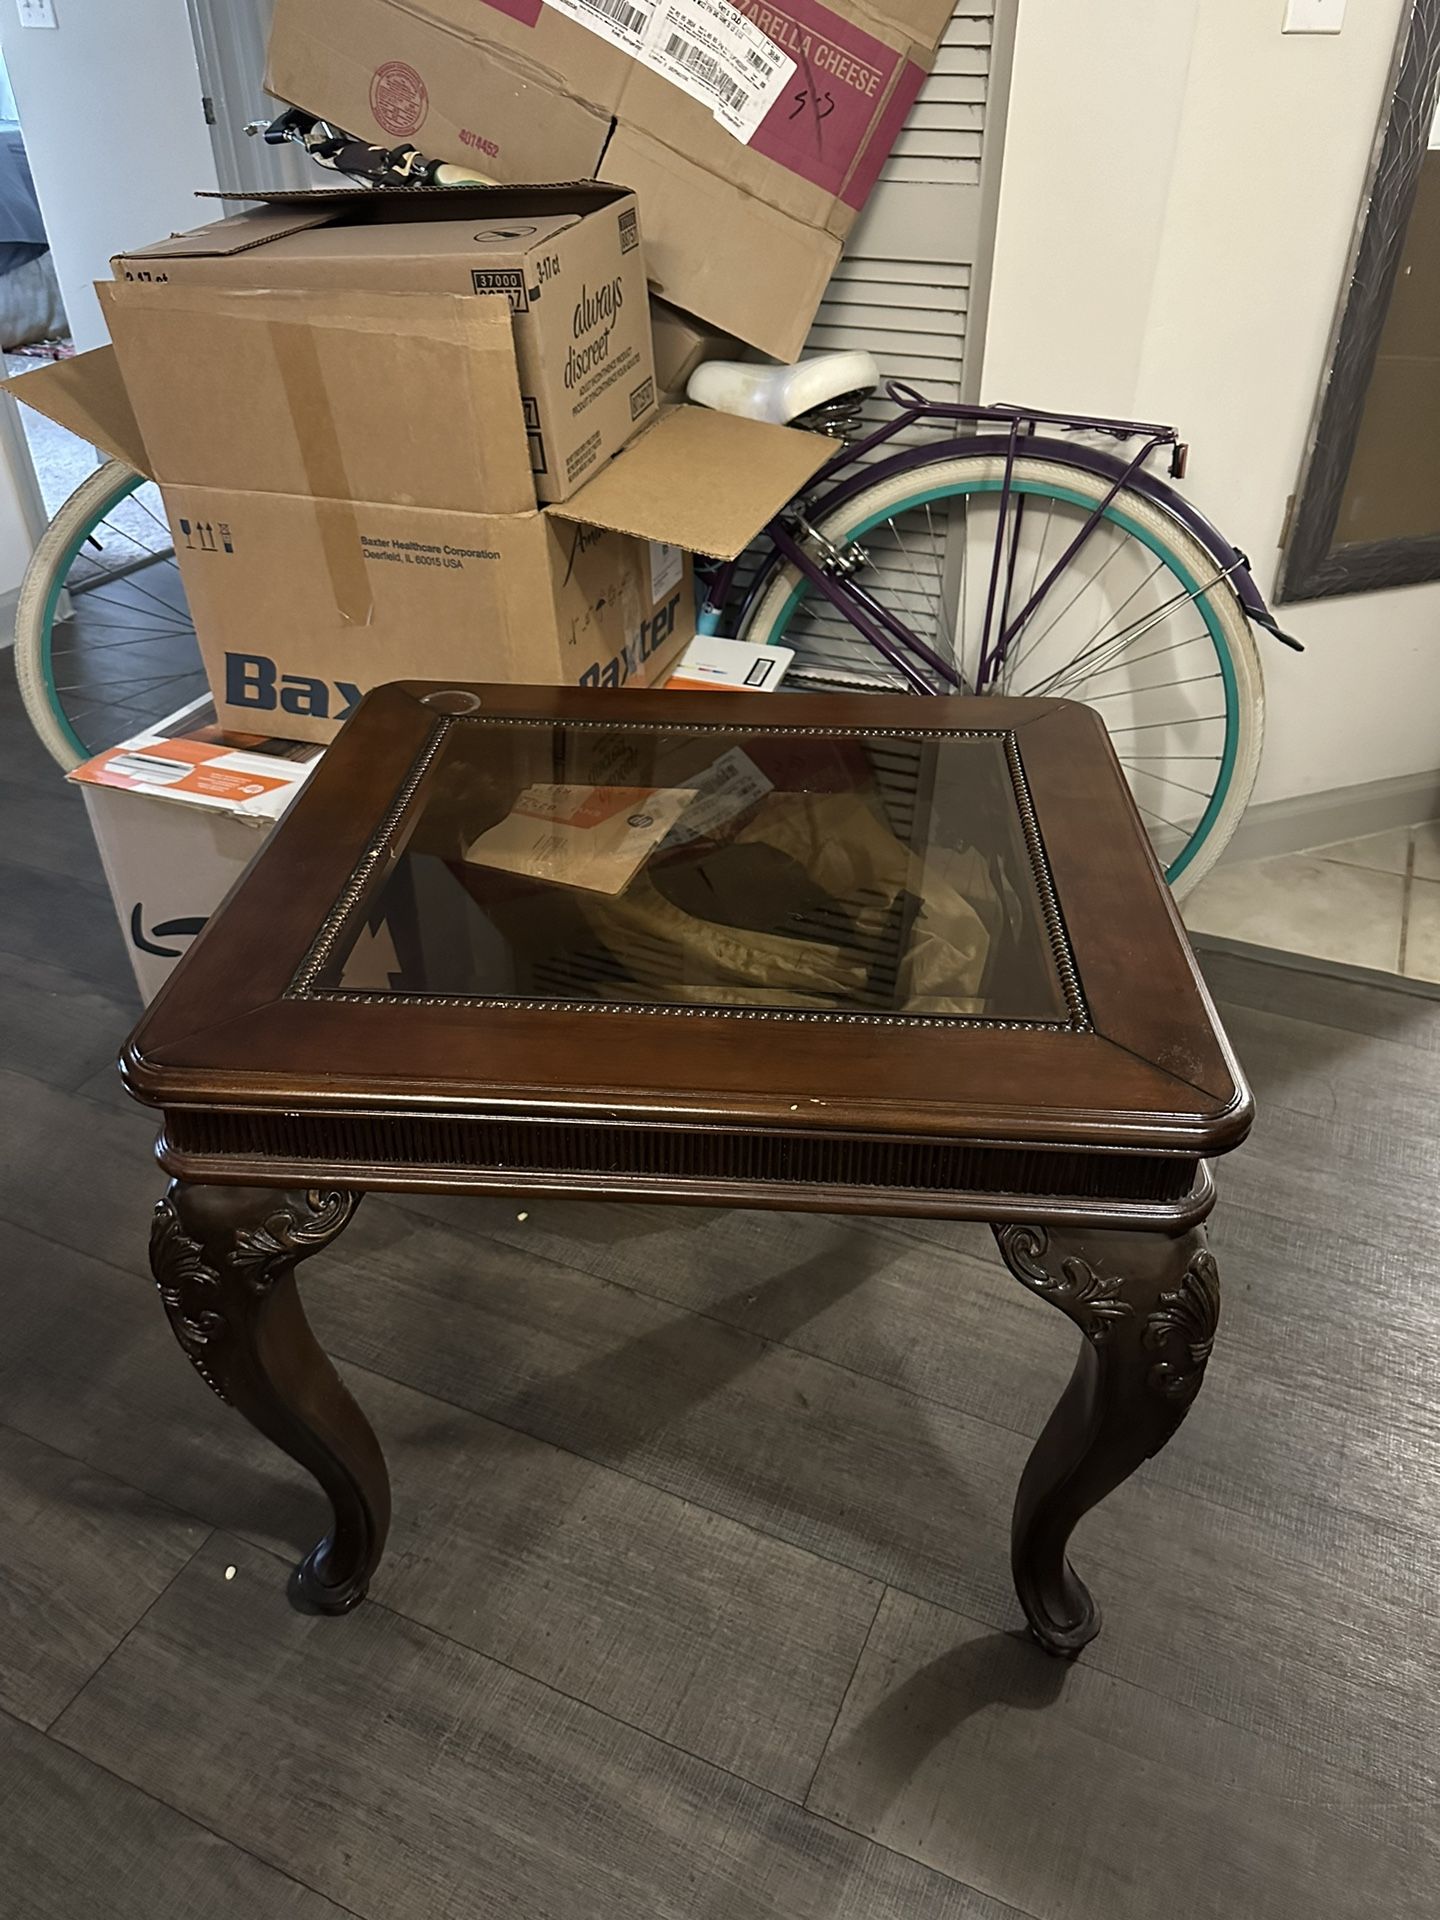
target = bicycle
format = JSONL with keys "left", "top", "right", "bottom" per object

{"left": 13, "top": 110, "right": 1299, "bottom": 897}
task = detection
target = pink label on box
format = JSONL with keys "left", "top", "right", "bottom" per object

{"left": 475, "top": 0, "right": 918, "bottom": 201}
{"left": 839, "top": 55, "right": 923, "bottom": 208}
{"left": 738, "top": 0, "right": 912, "bottom": 199}
{"left": 482, "top": 0, "right": 544, "bottom": 25}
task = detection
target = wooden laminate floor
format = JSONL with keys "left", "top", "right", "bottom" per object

{"left": 0, "top": 673, "right": 1436, "bottom": 1919}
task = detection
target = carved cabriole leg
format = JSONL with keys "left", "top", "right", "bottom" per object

{"left": 149, "top": 1180, "right": 390, "bottom": 1615}
{"left": 992, "top": 1222, "right": 1220, "bottom": 1658}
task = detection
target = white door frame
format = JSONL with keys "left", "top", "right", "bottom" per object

{"left": 186, "top": 0, "right": 312, "bottom": 193}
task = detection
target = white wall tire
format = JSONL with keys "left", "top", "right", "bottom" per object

{"left": 745, "top": 453, "right": 1265, "bottom": 897}
{"left": 14, "top": 460, "right": 150, "bottom": 773}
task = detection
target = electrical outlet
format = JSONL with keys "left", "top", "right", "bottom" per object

{"left": 1283, "top": 0, "right": 1345, "bottom": 31}
{"left": 16, "top": 0, "right": 58, "bottom": 26}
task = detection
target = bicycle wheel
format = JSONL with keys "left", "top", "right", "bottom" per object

{"left": 743, "top": 453, "right": 1264, "bottom": 895}
{"left": 14, "top": 459, "right": 203, "bottom": 773}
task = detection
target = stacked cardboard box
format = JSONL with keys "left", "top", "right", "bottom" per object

{"left": 8, "top": 186, "right": 832, "bottom": 744}
{"left": 265, "top": 0, "right": 956, "bottom": 359}
{"left": 113, "top": 184, "right": 659, "bottom": 504}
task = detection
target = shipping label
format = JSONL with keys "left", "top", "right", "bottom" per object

{"left": 541, "top": 0, "right": 795, "bottom": 145}
{"left": 463, "top": 781, "right": 701, "bottom": 894}
{"left": 645, "top": 0, "right": 795, "bottom": 142}
{"left": 660, "top": 746, "right": 773, "bottom": 847}
{"left": 648, "top": 539, "right": 684, "bottom": 602}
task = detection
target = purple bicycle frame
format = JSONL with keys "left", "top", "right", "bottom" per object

{"left": 699, "top": 383, "right": 1299, "bottom": 690}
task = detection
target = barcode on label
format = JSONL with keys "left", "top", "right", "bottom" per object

{"left": 662, "top": 31, "right": 748, "bottom": 111}
{"left": 586, "top": 0, "right": 648, "bottom": 31}
{"left": 745, "top": 48, "right": 772, "bottom": 73}
{"left": 106, "top": 754, "right": 193, "bottom": 785}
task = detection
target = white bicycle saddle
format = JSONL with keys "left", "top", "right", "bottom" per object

{"left": 686, "top": 350, "right": 880, "bottom": 426}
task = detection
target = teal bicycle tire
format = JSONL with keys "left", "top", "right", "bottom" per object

{"left": 15, "top": 460, "right": 194, "bottom": 772}
{"left": 743, "top": 453, "right": 1264, "bottom": 895}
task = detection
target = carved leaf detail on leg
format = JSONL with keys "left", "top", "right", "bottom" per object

{"left": 994, "top": 1223, "right": 1135, "bottom": 1344}
{"left": 227, "top": 1190, "right": 359, "bottom": 1293}
{"left": 149, "top": 1188, "right": 359, "bottom": 1402}
{"left": 149, "top": 1197, "right": 231, "bottom": 1400}
{"left": 1142, "top": 1249, "right": 1221, "bottom": 1403}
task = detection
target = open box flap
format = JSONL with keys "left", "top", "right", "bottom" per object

{"left": 549, "top": 408, "right": 832, "bottom": 560}
{"left": 114, "top": 203, "right": 337, "bottom": 267}
{"left": 3, "top": 347, "right": 152, "bottom": 476}
{"left": 197, "top": 182, "right": 629, "bottom": 207}
{"left": 3, "top": 330, "right": 835, "bottom": 560}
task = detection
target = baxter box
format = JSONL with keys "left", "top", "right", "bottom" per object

{"left": 112, "top": 184, "right": 656, "bottom": 505}
{"left": 69, "top": 699, "right": 321, "bottom": 1003}
{"left": 265, "top": 0, "right": 954, "bottom": 361}
{"left": 7, "top": 281, "right": 830, "bottom": 743}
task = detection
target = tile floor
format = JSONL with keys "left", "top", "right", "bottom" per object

{"left": 1182, "top": 820, "right": 1440, "bottom": 982}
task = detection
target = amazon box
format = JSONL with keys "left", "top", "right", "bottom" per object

{"left": 6, "top": 284, "right": 830, "bottom": 742}
{"left": 69, "top": 698, "right": 321, "bottom": 1001}
{"left": 112, "top": 183, "right": 655, "bottom": 504}
{"left": 265, "top": 0, "right": 954, "bottom": 360}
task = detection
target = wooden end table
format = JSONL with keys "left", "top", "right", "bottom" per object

{"left": 123, "top": 684, "right": 1251, "bottom": 1656}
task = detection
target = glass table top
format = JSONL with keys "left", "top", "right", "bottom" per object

{"left": 309, "top": 718, "right": 1081, "bottom": 1026}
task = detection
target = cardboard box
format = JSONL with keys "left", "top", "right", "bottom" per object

{"left": 69, "top": 699, "right": 321, "bottom": 1002}
{"left": 113, "top": 184, "right": 656, "bottom": 504}
{"left": 7, "top": 287, "right": 831, "bottom": 742}
{"left": 650, "top": 295, "right": 741, "bottom": 407}
{"left": 665, "top": 633, "right": 793, "bottom": 689}
{"left": 265, "top": 0, "right": 954, "bottom": 360}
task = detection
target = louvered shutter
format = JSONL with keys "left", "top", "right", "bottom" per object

{"left": 784, "top": 2, "right": 1001, "bottom": 683}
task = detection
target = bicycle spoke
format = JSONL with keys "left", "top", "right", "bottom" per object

{"left": 1083, "top": 672, "right": 1221, "bottom": 700}
{"left": 1120, "top": 762, "right": 1216, "bottom": 802}
{"left": 1026, "top": 595, "right": 1208, "bottom": 701}
{"left": 131, "top": 493, "right": 174, "bottom": 539}
{"left": 95, "top": 508, "right": 169, "bottom": 547}
{"left": 1079, "top": 632, "right": 1213, "bottom": 683}
{"left": 885, "top": 513, "right": 945, "bottom": 662}
{"left": 1134, "top": 799, "right": 1196, "bottom": 840}
{"left": 1003, "top": 496, "right": 1055, "bottom": 694}
{"left": 53, "top": 668, "right": 203, "bottom": 697}
{"left": 921, "top": 498, "right": 955, "bottom": 678}
{"left": 52, "top": 621, "right": 196, "bottom": 649}
{"left": 1006, "top": 552, "right": 1156, "bottom": 697}
{"left": 1018, "top": 566, "right": 1178, "bottom": 698}
{"left": 78, "top": 575, "right": 187, "bottom": 623}
{"left": 1001, "top": 540, "right": 1130, "bottom": 681}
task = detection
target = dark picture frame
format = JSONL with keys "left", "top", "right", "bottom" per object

{"left": 1278, "top": 0, "right": 1440, "bottom": 603}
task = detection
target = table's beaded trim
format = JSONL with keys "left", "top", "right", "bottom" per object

{"left": 305, "top": 991, "right": 1074, "bottom": 1031}
{"left": 287, "top": 720, "right": 1089, "bottom": 1030}
{"left": 287, "top": 717, "right": 453, "bottom": 997}
{"left": 1005, "top": 732, "right": 1090, "bottom": 1030}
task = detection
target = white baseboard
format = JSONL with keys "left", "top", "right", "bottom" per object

{"left": 1219, "top": 768, "right": 1440, "bottom": 865}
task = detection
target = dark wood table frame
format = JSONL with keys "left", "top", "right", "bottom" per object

{"left": 124, "top": 685, "right": 1251, "bottom": 1657}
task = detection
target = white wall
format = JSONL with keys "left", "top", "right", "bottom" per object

{"left": 0, "top": 0, "right": 219, "bottom": 350}
{"left": 0, "top": 395, "right": 45, "bottom": 626}
{"left": 984, "top": 0, "right": 1437, "bottom": 808}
